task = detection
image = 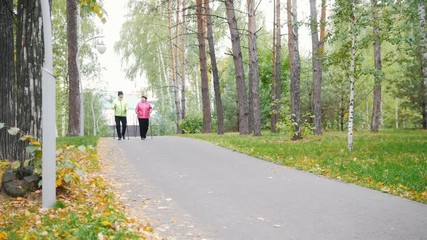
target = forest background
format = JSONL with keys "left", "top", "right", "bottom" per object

{"left": 0, "top": 1, "right": 426, "bottom": 237}
{"left": 0, "top": 0, "right": 426, "bottom": 168}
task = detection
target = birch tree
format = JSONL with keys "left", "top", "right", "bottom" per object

{"left": 0, "top": 0, "right": 17, "bottom": 160}
{"left": 225, "top": 0, "right": 249, "bottom": 134}
{"left": 16, "top": 0, "right": 43, "bottom": 140}
{"left": 175, "top": 0, "right": 185, "bottom": 122}
{"left": 287, "top": 0, "right": 301, "bottom": 140}
{"left": 348, "top": 0, "right": 357, "bottom": 152}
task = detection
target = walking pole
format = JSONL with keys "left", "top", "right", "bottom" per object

{"left": 135, "top": 116, "right": 138, "bottom": 138}
{"left": 112, "top": 117, "right": 115, "bottom": 139}
{"left": 127, "top": 121, "right": 129, "bottom": 140}
{"left": 150, "top": 120, "right": 153, "bottom": 139}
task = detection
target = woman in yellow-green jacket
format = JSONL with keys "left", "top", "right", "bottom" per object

{"left": 112, "top": 91, "right": 128, "bottom": 140}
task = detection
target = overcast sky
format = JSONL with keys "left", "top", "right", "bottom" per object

{"left": 98, "top": 0, "right": 315, "bottom": 94}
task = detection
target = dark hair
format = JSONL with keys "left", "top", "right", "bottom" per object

{"left": 141, "top": 96, "right": 147, "bottom": 99}
{"left": 118, "top": 91, "right": 123, "bottom": 96}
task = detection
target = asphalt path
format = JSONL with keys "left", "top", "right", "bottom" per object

{"left": 100, "top": 136, "right": 427, "bottom": 240}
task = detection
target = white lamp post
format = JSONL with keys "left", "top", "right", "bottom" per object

{"left": 77, "top": 36, "right": 106, "bottom": 136}
{"left": 41, "top": 0, "right": 56, "bottom": 208}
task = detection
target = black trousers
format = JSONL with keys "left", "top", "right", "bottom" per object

{"left": 138, "top": 118, "right": 149, "bottom": 138}
{"left": 115, "top": 116, "right": 127, "bottom": 138}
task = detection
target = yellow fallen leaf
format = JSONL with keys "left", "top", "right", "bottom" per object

{"left": 56, "top": 179, "right": 63, "bottom": 187}
{"left": 16, "top": 197, "right": 24, "bottom": 201}
{"left": 143, "top": 225, "right": 154, "bottom": 233}
{"left": 31, "top": 140, "right": 41, "bottom": 146}
{"left": 102, "top": 221, "right": 112, "bottom": 228}
{"left": 0, "top": 232, "right": 8, "bottom": 240}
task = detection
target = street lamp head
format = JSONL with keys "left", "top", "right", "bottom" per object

{"left": 97, "top": 41, "right": 107, "bottom": 54}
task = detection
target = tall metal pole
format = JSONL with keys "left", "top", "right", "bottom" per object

{"left": 41, "top": 0, "right": 56, "bottom": 208}
{"left": 77, "top": 35, "right": 105, "bottom": 136}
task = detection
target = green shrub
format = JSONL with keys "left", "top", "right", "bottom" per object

{"left": 179, "top": 115, "right": 204, "bottom": 134}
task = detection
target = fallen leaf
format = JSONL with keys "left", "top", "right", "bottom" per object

{"left": 0, "top": 232, "right": 8, "bottom": 240}
{"left": 102, "top": 221, "right": 113, "bottom": 228}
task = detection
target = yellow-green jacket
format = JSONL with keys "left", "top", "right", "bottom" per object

{"left": 112, "top": 98, "right": 128, "bottom": 117}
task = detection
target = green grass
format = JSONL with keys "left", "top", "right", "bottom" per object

{"left": 57, "top": 136, "right": 99, "bottom": 148}
{"left": 186, "top": 129, "right": 427, "bottom": 203}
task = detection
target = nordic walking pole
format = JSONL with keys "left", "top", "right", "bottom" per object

{"left": 150, "top": 120, "right": 153, "bottom": 139}
{"left": 127, "top": 121, "right": 129, "bottom": 140}
{"left": 135, "top": 116, "right": 138, "bottom": 138}
{"left": 113, "top": 116, "right": 115, "bottom": 139}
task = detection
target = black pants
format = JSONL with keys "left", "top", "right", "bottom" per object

{"left": 138, "top": 118, "right": 149, "bottom": 138}
{"left": 115, "top": 116, "right": 127, "bottom": 138}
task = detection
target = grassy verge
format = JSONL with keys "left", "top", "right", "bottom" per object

{"left": 0, "top": 136, "right": 155, "bottom": 240}
{"left": 187, "top": 130, "right": 427, "bottom": 203}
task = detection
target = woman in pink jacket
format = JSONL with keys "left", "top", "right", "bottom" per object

{"left": 135, "top": 96, "right": 153, "bottom": 139}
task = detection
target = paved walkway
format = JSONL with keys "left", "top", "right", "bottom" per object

{"left": 98, "top": 136, "right": 427, "bottom": 240}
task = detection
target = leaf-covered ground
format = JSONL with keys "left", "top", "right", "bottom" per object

{"left": 0, "top": 143, "right": 162, "bottom": 240}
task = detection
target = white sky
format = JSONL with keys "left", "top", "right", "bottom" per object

{"left": 97, "top": 0, "right": 314, "bottom": 94}
{"left": 97, "top": 1, "right": 134, "bottom": 94}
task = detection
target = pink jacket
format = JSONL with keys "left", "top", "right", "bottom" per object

{"left": 136, "top": 101, "right": 152, "bottom": 119}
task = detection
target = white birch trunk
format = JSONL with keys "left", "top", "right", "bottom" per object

{"left": 348, "top": 0, "right": 356, "bottom": 152}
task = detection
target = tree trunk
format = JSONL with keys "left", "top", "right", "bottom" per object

{"left": 205, "top": 0, "right": 224, "bottom": 134}
{"left": 180, "top": 0, "right": 187, "bottom": 120}
{"left": 271, "top": 0, "right": 282, "bottom": 133}
{"left": 309, "top": 0, "right": 323, "bottom": 135}
{"left": 225, "top": 0, "right": 249, "bottom": 135}
{"left": 287, "top": 0, "right": 301, "bottom": 140}
{"left": 16, "top": 0, "right": 43, "bottom": 139}
{"left": 248, "top": 0, "right": 261, "bottom": 136}
{"left": 0, "top": 0, "right": 17, "bottom": 161}
{"left": 158, "top": 46, "right": 174, "bottom": 113}
{"left": 418, "top": 2, "right": 427, "bottom": 129}
{"left": 167, "top": 0, "right": 181, "bottom": 133}
{"left": 340, "top": 92, "right": 345, "bottom": 132}
{"left": 196, "top": 0, "right": 212, "bottom": 133}
{"left": 175, "top": 0, "right": 184, "bottom": 122}
{"left": 271, "top": 0, "right": 277, "bottom": 133}
{"left": 348, "top": 0, "right": 357, "bottom": 152}
{"left": 371, "top": 0, "right": 382, "bottom": 132}
{"left": 248, "top": 57, "right": 254, "bottom": 133}
{"left": 274, "top": 0, "right": 282, "bottom": 133}
{"left": 15, "top": 0, "right": 43, "bottom": 161}
{"left": 66, "top": 0, "right": 80, "bottom": 136}
{"left": 319, "top": 0, "right": 326, "bottom": 52}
